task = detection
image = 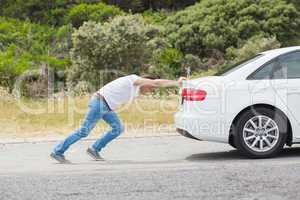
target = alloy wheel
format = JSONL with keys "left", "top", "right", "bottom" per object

{"left": 242, "top": 115, "right": 279, "bottom": 152}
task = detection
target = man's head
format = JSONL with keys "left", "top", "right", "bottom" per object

{"left": 139, "top": 74, "right": 159, "bottom": 94}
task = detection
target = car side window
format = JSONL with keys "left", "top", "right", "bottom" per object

{"left": 249, "top": 59, "right": 286, "bottom": 80}
{"left": 249, "top": 51, "right": 300, "bottom": 80}
{"left": 278, "top": 51, "right": 300, "bottom": 79}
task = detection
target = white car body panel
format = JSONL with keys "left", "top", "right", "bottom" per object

{"left": 175, "top": 46, "right": 300, "bottom": 144}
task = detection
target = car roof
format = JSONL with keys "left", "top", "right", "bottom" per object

{"left": 261, "top": 46, "right": 300, "bottom": 56}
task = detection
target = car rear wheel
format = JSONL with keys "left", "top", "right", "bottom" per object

{"left": 234, "top": 107, "right": 287, "bottom": 158}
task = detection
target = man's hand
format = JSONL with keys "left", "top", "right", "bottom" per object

{"left": 178, "top": 77, "right": 187, "bottom": 87}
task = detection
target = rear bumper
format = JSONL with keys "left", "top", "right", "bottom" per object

{"left": 174, "top": 111, "right": 230, "bottom": 143}
{"left": 176, "top": 128, "right": 201, "bottom": 141}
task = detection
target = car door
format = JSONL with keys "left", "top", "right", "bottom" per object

{"left": 247, "top": 57, "right": 289, "bottom": 114}
{"left": 247, "top": 51, "right": 300, "bottom": 140}
{"left": 277, "top": 51, "right": 300, "bottom": 139}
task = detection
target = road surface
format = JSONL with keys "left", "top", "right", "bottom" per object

{"left": 1, "top": 135, "right": 300, "bottom": 200}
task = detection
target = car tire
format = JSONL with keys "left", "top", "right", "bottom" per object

{"left": 234, "top": 107, "right": 288, "bottom": 158}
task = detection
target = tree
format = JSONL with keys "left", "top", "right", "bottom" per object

{"left": 0, "top": 0, "right": 102, "bottom": 26}
{"left": 82, "top": 0, "right": 145, "bottom": 12}
{"left": 287, "top": 0, "right": 300, "bottom": 11}
{"left": 150, "top": 48, "right": 184, "bottom": 78}
{"left": 102, "top": 0, "right": 197, "bottom": 12}
{"left": 164, "top": 0, "right": 300, "bottom": 58}
{"left": 66, "top": 3, "right": 124, "bottom": 28}
{"left": 143, "top": 0, "right": 197, "bottom": 10}
{"left": 0, "top": 17, "right": 71, "bottom": 92}
{"left": 68, "top": 15, "right": 161, "bottom": 88}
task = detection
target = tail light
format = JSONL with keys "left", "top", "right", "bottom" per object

{"left": 181, "top": 88, "right": 207, "bottom": 101}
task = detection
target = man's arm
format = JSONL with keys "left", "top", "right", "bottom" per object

{"left": 134, "top": 77, "right": 186, "bottom": 88}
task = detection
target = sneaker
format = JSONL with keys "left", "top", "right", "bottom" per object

{"left": 87, "top": 148, "right": 104, "bottom": 161}
{"left": 50, "top": 152, "right": 70, "bottom": 164}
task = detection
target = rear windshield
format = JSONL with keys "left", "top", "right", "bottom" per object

{"left": 217, "top": 54, "right": 264, "bottom": 76}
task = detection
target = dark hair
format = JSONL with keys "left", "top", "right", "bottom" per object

{"left": 141, "top": 74, "right": 160, "bottom": 80}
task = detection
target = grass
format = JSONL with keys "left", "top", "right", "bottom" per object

{"left": 0, "top": 94, "right": 180, "bottom": 139}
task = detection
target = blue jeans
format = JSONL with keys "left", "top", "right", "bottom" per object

{"left": 53, "top": 97, "right": 124, "bottom": 155}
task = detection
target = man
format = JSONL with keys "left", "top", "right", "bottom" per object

{"left": 51, "top": 74, "right": 185, "bottom": 163}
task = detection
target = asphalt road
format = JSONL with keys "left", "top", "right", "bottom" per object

{"left": 1, "top": 135, "right": 300, "bottom": 200}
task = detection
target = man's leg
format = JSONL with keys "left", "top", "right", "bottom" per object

{"left": 91, "top": 111, "right": 124, "bottom": 152}
{"left": 53, "top": 98, "right": 104, "bottom": 155}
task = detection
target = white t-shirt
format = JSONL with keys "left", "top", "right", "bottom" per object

{"left": 97, "top": 74, "right": 141, "bottom": 110}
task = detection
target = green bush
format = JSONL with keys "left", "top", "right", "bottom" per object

{"left": 216, "top": 36, "right": 281, "bottom": 75}
{"left": 0, "top": 17, "right": 72, "bottom": 57}
{"left": 181, "top": 54, "right": 203, "bottom": 71}
{"left": 103, "top": 0, "right": 197, "bottom": 12}
{"left": 142, "top": 10, "right": 170, "bottom": 24}
{"left": 288, "top": 0, "right": 300, "bottom": 10}
{"left": 0, "top": 17, "right": 52, "bottom": 51}
{"left": 0, "top": 45, "right": 31, "bottom": 90}
{"left": 164, "top": 0, "right": 300, "bottom": 57}
{"left": 143, "top": 0, "right": 197, "bottom": 10}
{"left": 0, "top": 17, "right": 71, "bottom": 91}
{"left": 0, "top": 45, "right": 70, "bottom": 92}
{"left": 151, "top": 48, "right": 183, "bottom": 78}
{"left": 68, "top": 15, "right": 160, "bottom": 88}
{"left": 226, "top": 36, "right": 281, "bottom": 61}
{"left": 0, "top": 0, "right": 102, "bottom": 26}
{"left": 151, "top": 48, "right": 206, "bottom": 78}
{"left": 66, "top": 3, "right": 124, "bottom": 28}
{"left": 103, "top": 0, "right": 144, "bottom": 12}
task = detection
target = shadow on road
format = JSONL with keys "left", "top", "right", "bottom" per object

{"left": 186, "top": 147, "right": 300, "bottom": 162}
{"left": 279, "top": 147, "right": 300, "bottom": 158}
{"left": 186, "top": 150, "right": 245, "bottom": 161}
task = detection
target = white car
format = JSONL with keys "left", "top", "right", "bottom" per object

{"left": 175, "top": 46, "right": 300, "bottom": 158}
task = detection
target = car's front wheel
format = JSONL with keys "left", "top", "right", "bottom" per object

{"left": 234, "top": 107, "right": 288, "bottom": 158}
